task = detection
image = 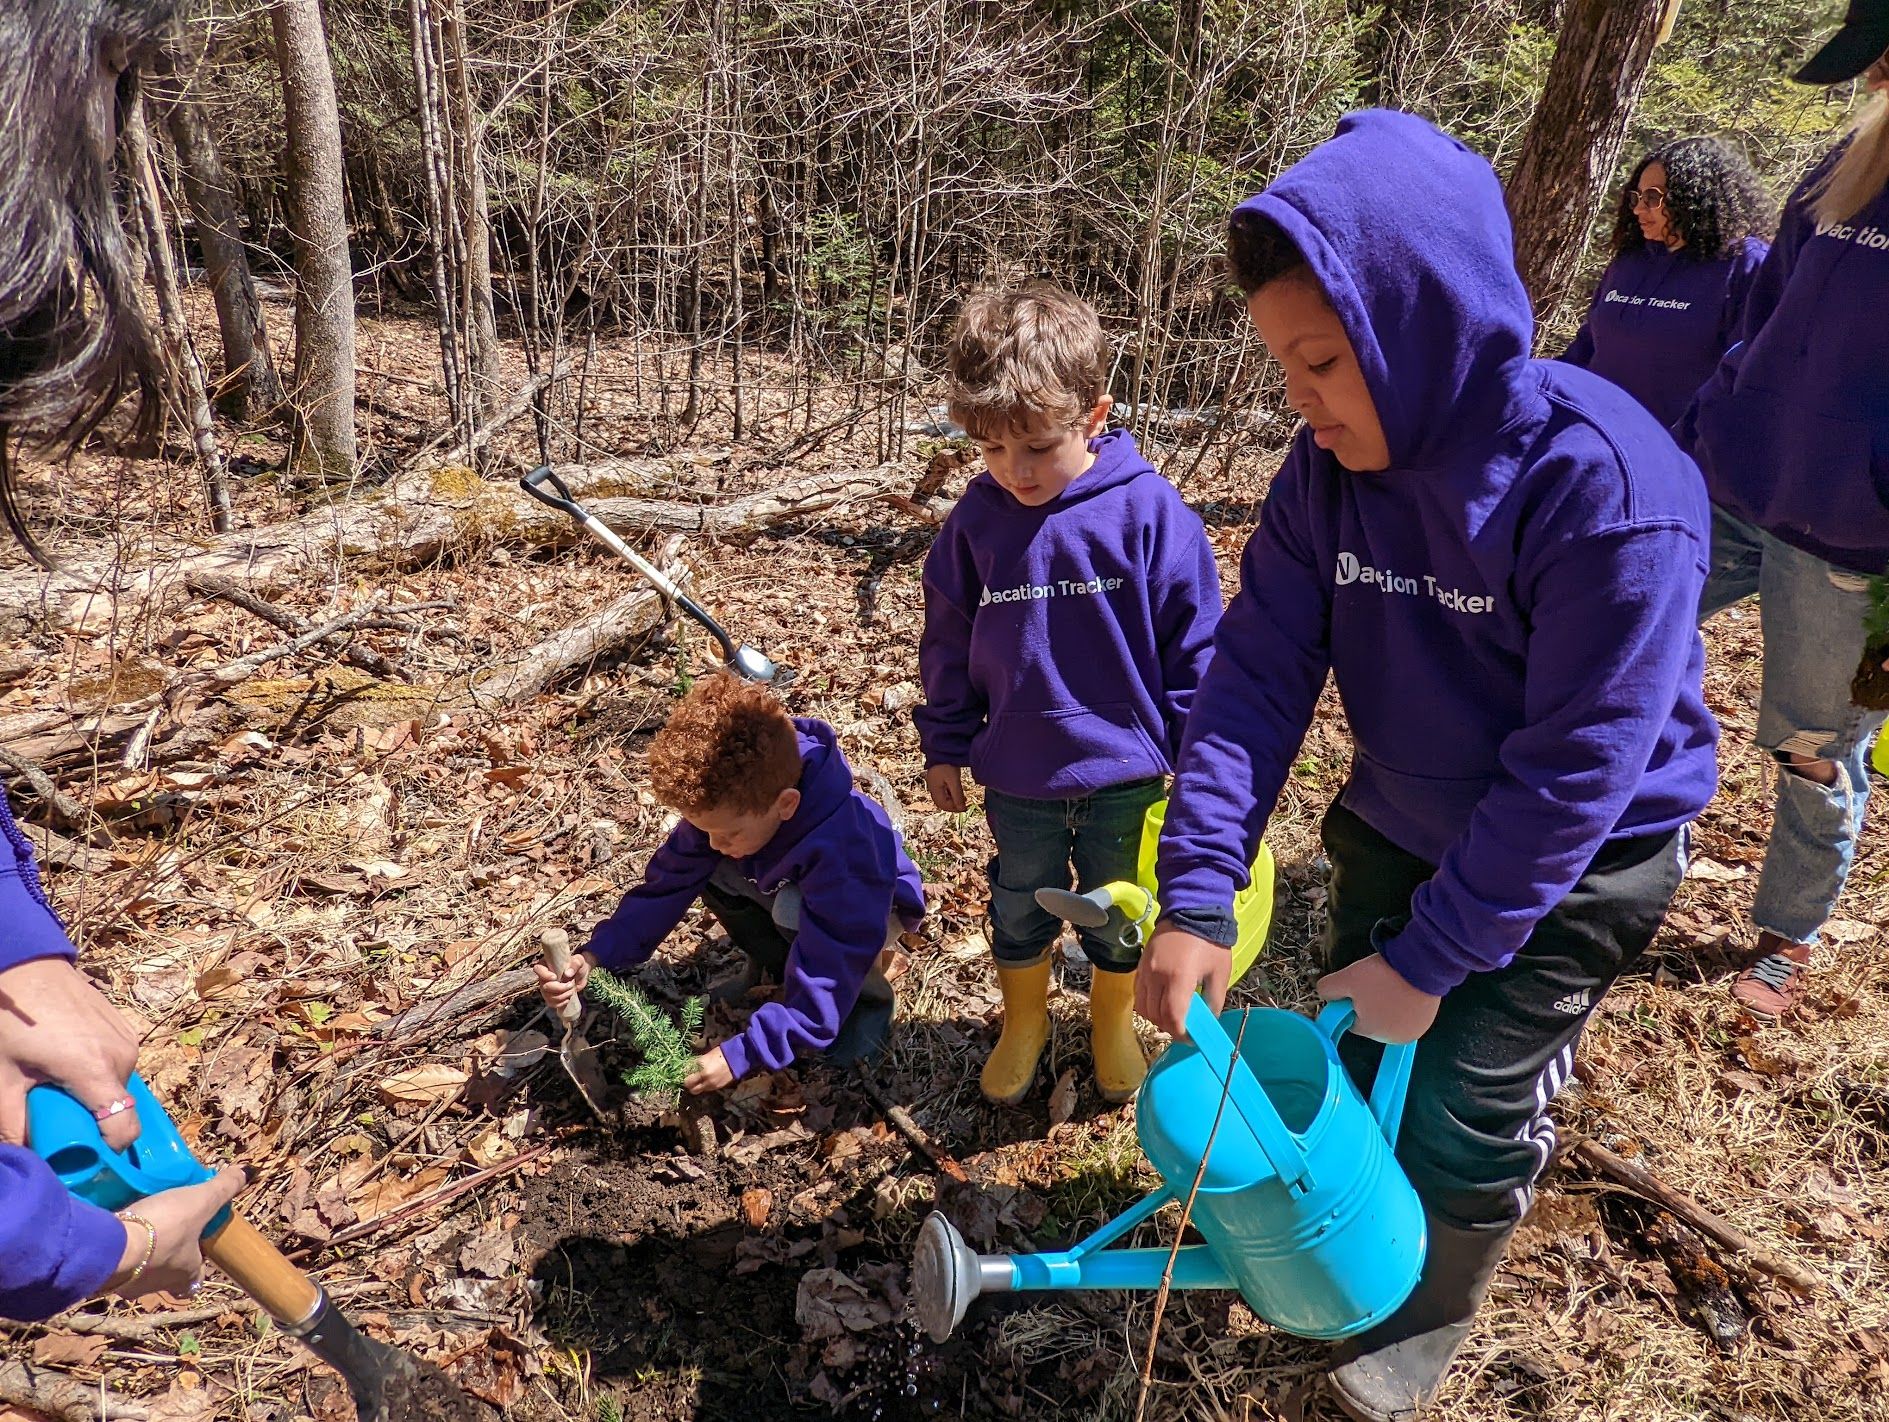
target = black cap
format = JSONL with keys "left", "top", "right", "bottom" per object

{"left": 1793, "top": 0, "right": 1889, "bottom": 85}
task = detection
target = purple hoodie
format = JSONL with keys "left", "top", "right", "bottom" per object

{"left": 1, "top": 794, "right": 126, "bottom": 1320}
{"left": 914, "top": 428, "right": 1221, "bottom": 798}
{"left": 587, "top": 719, "right": 924, "bottom": 1080}
{"left": 1677, "top": 143, "right": 1889, "bottom": 575}
{"left": 1157, "top": 110, "right": 1718, "bottom": 997}
{"left": 1560, "top": 237, "right": 1768, "bottom": 428}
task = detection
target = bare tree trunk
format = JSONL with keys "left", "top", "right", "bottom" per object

{"left": 158, "top": 77, "right": 287, "bottom": 421}
{"left": 441, "top": 0, "right": 499, "bottom": 419}
{"left": 125, "top": 100, "right": 233, "bottom": 532}
{"left": 407, "top": 0, "right": 469, "bottom": 440}
{"left": 1506, "top": 0, "right": 1670, "bottom": 325}
{"left": 270, "top": 0, "right": 357, "bottom": 482}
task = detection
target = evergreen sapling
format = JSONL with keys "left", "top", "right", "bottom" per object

{"left": 1852, "top": 572, "right": 1889, "bottom": 710}
{"left": 586, "top": 967, "right": 706, "bottom": 1097}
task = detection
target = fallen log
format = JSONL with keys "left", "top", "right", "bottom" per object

{"left": 470, "top": 544, "right": 688, "bottom": 707}
{"left": 0, "top": 462, "right": 904, "bottom": 633}
{"left": 1572, "top": 1138, "right": 1822, "bottom": 1295}
{"left": 0, "top": 1358, "right": 148, "bottom": 1421}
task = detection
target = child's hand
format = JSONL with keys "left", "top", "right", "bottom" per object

{"left": 683, "top": 1046, "right": 735, "bottom": 1094}
{"left": 926, "top": 764, "right": 967, "bottom": 812}
{"left": 533, "top": 951, "right": 596, "bottom": 1014}
{"left": 1316, "top": 953, "right": 1440, "bottom": 1043}
{"left": 1137, "top": 925, "right": 1231, "bottom": 1037}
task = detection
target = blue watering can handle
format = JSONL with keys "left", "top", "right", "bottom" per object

{"left": 1182, "top": 997, "right": 1315, "bottom": 1197}
{"left": 1314, "top": 1000, "right": 1416, "bottom": 1149}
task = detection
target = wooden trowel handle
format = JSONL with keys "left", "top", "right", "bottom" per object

{"left": 539, "top": 927, "right": 582, "bottom": 1025}
{"left": 204, "top": 1211, "right": 324, "bottom": 1329}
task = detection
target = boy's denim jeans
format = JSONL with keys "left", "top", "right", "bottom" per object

{"left": 983, "top": 777, "right": 1164, "bottom": 972}
{"left": 1699, "top": 506, "right": 1888, "bottom": 945}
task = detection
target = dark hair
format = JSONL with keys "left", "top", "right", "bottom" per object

{"left": 647, "top": 673, "right": 802, "bottom": 816}
{"left": 1611, "top": 136, "right": 1772, "bottom": 261}
{"left": 0, "top": 0, "right": 174, "bottom": 563}
{"left": 1226, "top": 207, "right": 1313, "bottom": 297}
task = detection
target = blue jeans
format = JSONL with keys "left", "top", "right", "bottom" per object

{"left": 983, "top": 777, "right": 1164, "bottom": 972}
{"left": 1699, "top": 507, "right": 1888, "bottom": 945}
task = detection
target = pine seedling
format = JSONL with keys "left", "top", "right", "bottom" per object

{"left": 1864, "top": 573, "right": 1889, "bottom": 649}
{"left": 586, "top": 967, "right": 706, "bottom": 1097}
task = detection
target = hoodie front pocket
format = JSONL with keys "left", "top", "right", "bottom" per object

{"left": 1701, "top": 387, "right": 1889, "bottom": 546}
{"left": 971, "top": 701, "right": 1168, "bottom": 795}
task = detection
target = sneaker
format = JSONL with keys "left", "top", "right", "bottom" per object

{"left": 1730, "top": 938, "right": 1811, "bottom": 1017}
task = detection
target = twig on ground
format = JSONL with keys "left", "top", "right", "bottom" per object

{"left": 0, "top": 746, "right": 95, "bottom": 829}
{"left": 187, "top": 574, "right": 407, "bottom": 682}
{"left": 0, "top": 1358, "right": 149, "bottom": 1421}
{"left": 37, "top": 1303, "right": 236, "bottom": 1344}
{"left": 370, "top": 965, "right": 539, "bottom": 1042}
{"left": 855, "top": 1071, "right": 967, "bottom": 1183}
{"left": 1571, "top": 1138, "right": 1822, "bottom": 1295}
{"left": 292, "top": 1140, "right": 556, "bottom": 1258}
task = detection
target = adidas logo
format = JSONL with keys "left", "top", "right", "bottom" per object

{"left": 1551, "top": 988, "right": 1591, "bottom": 1017}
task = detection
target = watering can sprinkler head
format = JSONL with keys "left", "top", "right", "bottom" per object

{"left": 1035, "top": 880, "right": 1156, "bottom": 951}
{"left": 914, "top": 1212, "right": 1006, "bottom": 1342}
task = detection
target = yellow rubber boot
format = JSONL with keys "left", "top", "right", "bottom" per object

{"left": 1089, "top": 966, "right": 1148, "bottom": 1103}
{"left": 980, "top": 958, "right": 1052, "bottom": 1106}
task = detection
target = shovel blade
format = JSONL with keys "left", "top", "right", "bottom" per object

{"left": 559, "top": 1014, "right": 613, "bottom": 1118}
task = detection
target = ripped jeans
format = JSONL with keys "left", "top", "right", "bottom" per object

{"left": 1699, "top": 507, "right": 1888, "bottom": 945}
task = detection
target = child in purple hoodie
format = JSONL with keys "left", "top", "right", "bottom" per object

{"left": 914, "top": 282, "right": 1221, "bottom": 1106}
{"left": 537, "top": 675, "right": 925, "bottom": 1090}
{"left": 1138, "top": 112, "right": 1717, "bottom": 1420}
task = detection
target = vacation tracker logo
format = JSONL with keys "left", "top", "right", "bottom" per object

{"left": 1602, "top": 289, "right": 1692, "bottom": 310}
{"left": 1334, "top": 551, "right": 1493, "bottom": 615}
{"left": 1814, "top": 218, "right": 1889, "bottom": 250}
{"left": 978, "top": 574, "right": 1127, "bottom": 607}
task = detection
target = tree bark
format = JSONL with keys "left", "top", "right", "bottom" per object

{"left": 124, "top": 100, "right": 233, "bottom": 532}
{"left": 1506, "top": 0, "right": 1671, "bottom": 326}
{"left": 441, "top": 0, "right": 500, "bottom": 418}
{"left": 270, "top": 0, "right": 357, "bottom": 481}
{"left": 158, "top": 75, "right": 288, "bottom": 420}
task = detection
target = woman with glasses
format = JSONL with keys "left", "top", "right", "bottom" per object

{"left": 1559, "top": 136, "right": 1771, "bottom": 428}
{"left": 1678, "top": 4, "right": 1889, "bottom": 1019}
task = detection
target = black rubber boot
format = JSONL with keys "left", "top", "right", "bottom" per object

{"left": 823, "top": 967, "right": 896, "bottom": 1067}
{"left": 1327, "top": 1210, "right": 1515, "bottom": 1422}
{"left": 701, "top": 883, "right": 792, "bottom": 1002}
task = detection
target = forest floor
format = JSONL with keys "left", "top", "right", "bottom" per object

{"left": 1, "top": 306, "right": 1885, "bottom": 1422}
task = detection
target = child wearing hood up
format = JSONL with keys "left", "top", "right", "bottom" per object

{"left": 538, "top": 674, "right": 925, "bottom": 1091}
{"left": 1137, "top": 112, "right": 1718, "bottom": 1420}
{"left": 915, "top": 281, "right": 1221, "bottom": 1107}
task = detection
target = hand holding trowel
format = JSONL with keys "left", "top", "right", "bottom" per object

{"left": 536, "top": 927, "right": 613, "bottom": 1117}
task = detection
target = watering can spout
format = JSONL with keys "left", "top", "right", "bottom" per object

{"left": 912, "top": 1210, "right": 1234, "bottom": 1343}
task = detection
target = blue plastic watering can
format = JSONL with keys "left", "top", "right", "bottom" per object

{"left": 27, "top": 1072, "right": 234, "bottom": 1230}
{"left": 912, "top": 997, "right": 1426, "bottom": 1341}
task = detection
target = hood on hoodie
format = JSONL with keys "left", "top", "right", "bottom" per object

{"left": 1234, "top": 109, "right": 1536, "bottom": 471}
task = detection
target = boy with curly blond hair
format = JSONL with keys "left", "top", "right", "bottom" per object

{"left": 537, "top": 674, "right": 925, "bottom": 1090}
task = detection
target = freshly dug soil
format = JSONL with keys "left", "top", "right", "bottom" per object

{"left": 1850, "top": 638, "right": 1889, "bottom": 710}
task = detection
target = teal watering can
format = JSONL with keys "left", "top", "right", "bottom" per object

{"left": 27, "top": 1074, "right": 461, "bottom": 1422}
{"left": 912, "top": 997, "right": 1426, "bottom": 1342}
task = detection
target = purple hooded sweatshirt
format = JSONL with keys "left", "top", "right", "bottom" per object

{"left": 587, "top": 719, "right": 924, "bottom": 1081}
{"left": 1560, "top": 237, "right": 1768, "bottom": 428}
{"left": 1157, "top": 110, "right": 1719, "bottom": 997}
{"left": 1676, "top": 143, "right": 1889, "bottom": 575}
{"left": 1, "top": 794, "right": 126, "bottom": 1320}
{"left": 914, "top": 428, "right": 1221, "bottom": 798}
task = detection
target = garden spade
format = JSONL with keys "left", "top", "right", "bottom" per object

{"left": 539, "top": 927, "right": 612, "bottom": 1117}
{"left": 519, "top": 465, "right": 786, "bottom": 683}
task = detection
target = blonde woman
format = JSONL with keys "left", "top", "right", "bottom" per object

{"left": 1679, "top": 2, "right": 1889, "bottom": 1017}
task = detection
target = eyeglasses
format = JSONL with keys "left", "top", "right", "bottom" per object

{"left": 1628, "top": 186, "right": 1667, "bottom": 211}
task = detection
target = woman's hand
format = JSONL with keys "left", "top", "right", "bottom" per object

{"left": 0, "top": 958, "right": 143, "bottom": 1152}
{"left": 1135, "top": 925, "right": 1232, "bottom": 1038}
{"left": 104, "top": 1167, "right": 247, "bottom": 1301}
{"left": 683, "top": 1046, "right": 735, "bottom": 1095}
{"left": 925, "top": 765, "right": 967, "bottom": 813}
{"left": 1315, "top": 954, "right": 1440, "bottom": 1044}
{"left": 532, "top": 951, "right": 596, "bottom": 1015}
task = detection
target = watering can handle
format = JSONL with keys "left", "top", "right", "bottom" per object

{"left": 1181, "top": 997, "right": 1315, "bottom": 1197}
{"left": 1314, "top": 1001, "right": 1416, "bottom": 1150}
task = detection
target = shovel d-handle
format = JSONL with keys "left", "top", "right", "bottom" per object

{"left": 1183, "top": 997, "right": 1316, "bottom": 1197}
{"left": 1314, "top": 1000, "right": 1416, "bottom": 1149}
{"left": 519, "top": 465, "right": 741, "bottom": 665}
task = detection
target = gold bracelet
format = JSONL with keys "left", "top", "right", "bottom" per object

{"left": 116, "top": 1213, "right": 157, "bottom": 1289}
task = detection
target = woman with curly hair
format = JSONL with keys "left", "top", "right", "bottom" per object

{"left": 1559, "top": 135, "right": 1771, "bottom": 427}
{"left": 1679, "top": 5, "right": 1889, "bottom": 1020}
